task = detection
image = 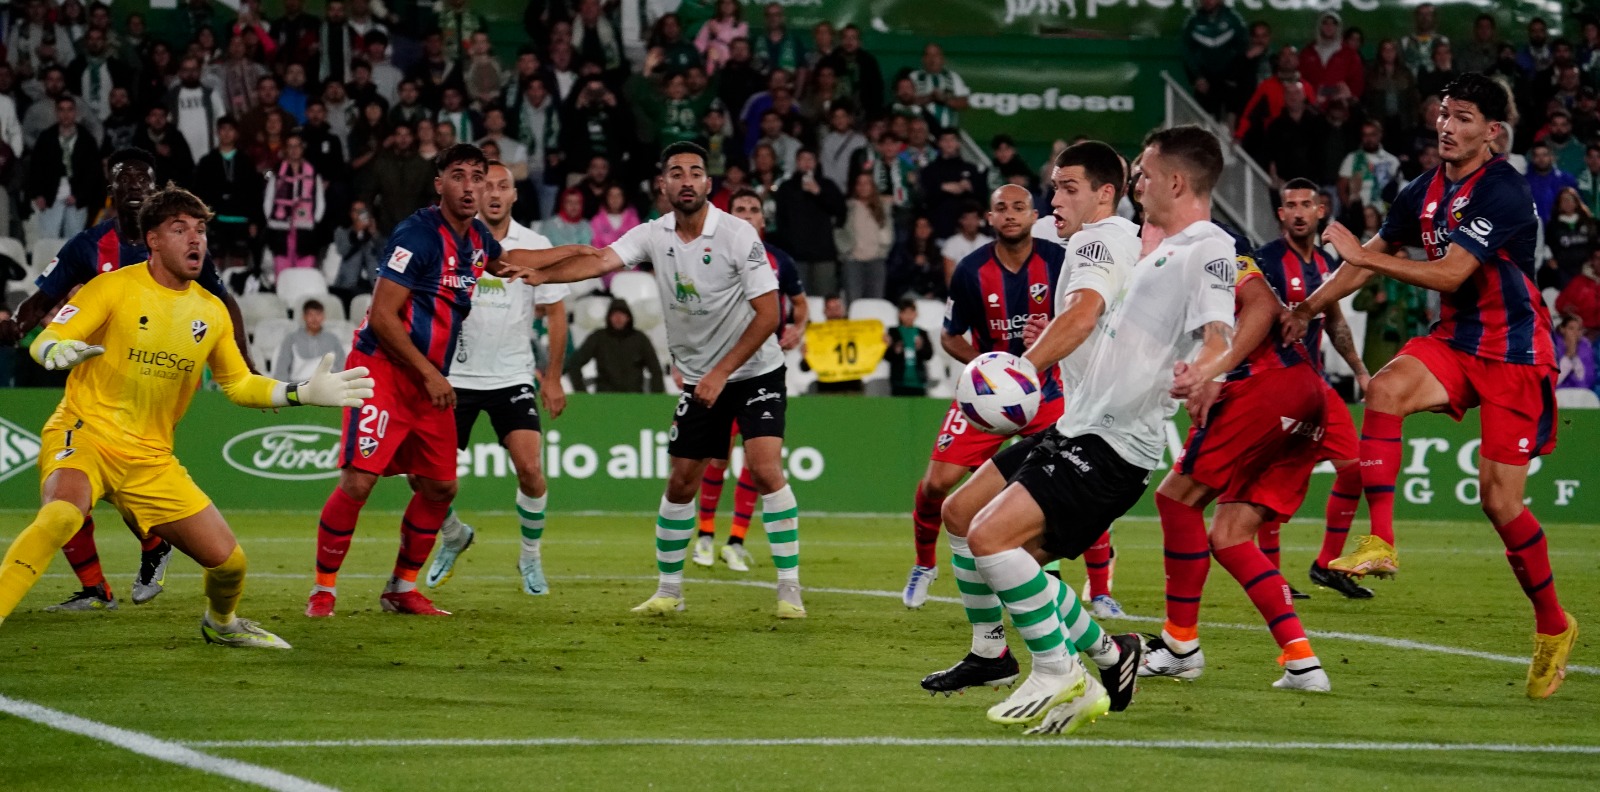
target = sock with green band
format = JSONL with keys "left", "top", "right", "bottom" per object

{"left": 949, "top": 532, "right": 1006, "bottom": 658}
{"left": 653, "top": 497, "right": 696, "bottom": 598}
{"left": 1051, "top": 571, "right": 1118, "bottom": 669}
{"left": 976, "top": 547, "right": 1071, "bottom": 673}
{"left": 760, "top": 486, "right": 800, "bottom": 582}
{"left": 516, "top": 490, "right": 547, "bottom": 561}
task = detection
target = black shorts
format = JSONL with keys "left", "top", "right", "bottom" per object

{"left": 1006, "top": 429, "right": 1151, "bottom": 560}
{"left": 669, "top": 367, "right": 787, "bottom": 460}
{"left": 453, "top": 384, "right": 542, "bottom": 450}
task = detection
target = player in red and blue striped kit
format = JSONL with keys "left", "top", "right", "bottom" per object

{"left": 308, "top": 145, "right": 556, "bottom": 619}
{"left": 905, "top": 185, "right": 1066, "bottom": 608}
{"left": 1288, "top": 74, "right": 1576, "bottom": 698}
{"left": 0, "top": 148, "right": 253, "bottom": 612}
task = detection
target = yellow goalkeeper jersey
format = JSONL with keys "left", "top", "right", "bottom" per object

{"left": 37, "top": 263, "right": 275, "bottom": 458}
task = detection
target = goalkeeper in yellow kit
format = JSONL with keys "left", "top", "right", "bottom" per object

{"left": 0, "top": 186, "right": 375, "bottom": 649}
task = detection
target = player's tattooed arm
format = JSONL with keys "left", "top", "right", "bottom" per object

{"left": 1023, "top": 288, "right": 1105, "bottom": 372}
{"left": 1285, "top": 228, "right": 1393, "bottom": 341}
{"left": 1171, "top": 319, "right": 1234, "bottom": 408}
{"left": 1323, "top": 300, "right": 1370, "bottom": 390}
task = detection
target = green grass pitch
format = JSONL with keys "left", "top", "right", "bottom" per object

{"left": 1, "top": 508, "right": 1596, "bottom": 791}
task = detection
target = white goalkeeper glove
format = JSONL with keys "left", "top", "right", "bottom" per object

{"left": 35, "top": 339, "right": 105, "bottom": 371}
{"left": 284, "top": 353, "right": 375, "bottom": 408}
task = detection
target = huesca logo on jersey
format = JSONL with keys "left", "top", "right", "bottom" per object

{"left": 1029, "top": 282, "right": 1048, "bottom": 304}
{"left": 191, "top": 320, "right": 208, "bottom": 343}
{"left": 359, "top": 437, "right": 378, "bottom": 458}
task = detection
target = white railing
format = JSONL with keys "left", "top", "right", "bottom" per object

{"left": 1161, "top": 71, "right": 1276, "bottom": 247}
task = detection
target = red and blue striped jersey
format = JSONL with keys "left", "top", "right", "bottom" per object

{"left": 1379, "top": 156, "right": 1554, "bottom": 367}
{"left": 35, "top": 219, "right": 229, "bottom": 302}
{"left": 943, "top": 240, "right": 1066, "bottom": 402}
{"left": 1225, "top": 255, "right": 1311, "bottom": 381}
{"left": 353, "top": 207, "right": 503, "bottom": 374}
{"left": 764, "top": 241, "right": 805, "bottom": 334}
{"left": 1253, "top": 238, "right": 1334, "bottom": 372}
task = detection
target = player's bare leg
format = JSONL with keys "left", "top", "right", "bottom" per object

{"left": 0, "top": 470, "right": 95, "bottom": 626}
{"left": 634, "top": 455, "right": 714, "bottom": 614}
{"left": 906, "top": 459, "right": 967, "bottom": 608}
{"left": 1479, "top": 456, "right": 1577, "bottom": 697}
{"left": 1333, "top": 354, "right": 1449, "bottom": 577}
{"left": 151, "top": 505, "right": 288, "bottom": 649}
{"left": 966, "top": 485, "right": 1108, "bottom": 733}
{"left": 1208, "top": 503, "right": 1327, "bottom": 691}
{"left": 743, "top": 436, "right": 804, "bottom": 618}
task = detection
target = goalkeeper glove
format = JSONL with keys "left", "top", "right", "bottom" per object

{"left": 285, "top": 353, "right": 375, "bottom": 408}
{"left": 35, "top": 339, "right": 105, "bottom": 371}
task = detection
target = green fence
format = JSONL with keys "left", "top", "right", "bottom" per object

{"left": 0, "top": 389, "right": 1593, "bottom": 524}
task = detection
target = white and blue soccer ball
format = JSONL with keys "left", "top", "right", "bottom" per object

{"left": 955, "top": 352, "right": 1041, "bottom": 435}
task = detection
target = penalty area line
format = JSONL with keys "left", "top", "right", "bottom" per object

{"left": 0, "top": 694, "right": 339, "bottom": 792}
{"left": 180, "top": 736, "right": 1600, "bottom": 754}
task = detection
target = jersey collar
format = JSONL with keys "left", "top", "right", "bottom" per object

{"left": 662, "top": 204, "right": 723, "bottom": 238}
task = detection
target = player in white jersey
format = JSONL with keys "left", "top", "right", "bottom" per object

{"left": 945, "top": 127, "right": 1241, "bottom": 735}
{"left": 420, "top": 162, "right": 570, "bottom": 596}
{"left": 922, "top": 141, "right": 1144, "bottom": 711}
{"left": 520, "top": 141, "right": 805, "bottom": 619}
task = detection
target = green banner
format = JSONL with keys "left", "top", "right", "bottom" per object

{"left": 0, "top": 389, "right": 1593, "bottom": 524}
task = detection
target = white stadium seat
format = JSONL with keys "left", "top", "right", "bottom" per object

{"left": 564, "top": 277, "right": 602, "bottom": 302}
{"left": 0, "top": 237, "right": 29, "bottom": 281}
{"left": 1556, "top": 389, "right": 1600, "bottom": 409}
{"left": 807, "top": 294, "right": 826, "bottom": 324}
{"left": 321, "top": 320, "right": 356, "bottom": 357}
{"left": 847, "top": 297, "right": 897, "bottom": 327}
{"left": 251, "top": 317, "right": 296, "bottom": 369}
{"left": 349, "top": 293, "right": 373, "bottom": 324}
{"left": 610, "top": 270, "right": 662, "bottom": 330}
{"left": 573, "top": 294, "right": 612, "bottom": 331}
{"left": 239, "top": 292, "right": 289, "bottom": 327}
{"left": 276, "top": 268, "right": 330, "bottom": 315}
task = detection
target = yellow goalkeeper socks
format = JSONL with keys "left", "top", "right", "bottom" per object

{"left": 0, "top": 501, "right": 85, "bottom": 622}
{"left": 204, "top": 544, "right": 248, "bottom": 625}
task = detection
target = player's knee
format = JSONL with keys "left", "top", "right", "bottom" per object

{"left": 339, "top": 474, "right": 376, "bottom": 502}
{"left": 746, "top": 463, "right": 786, "bottom": 494}
{"left": 941, "top": 493, "right": 972, "bottom": 538}
{"left": 516, "top": 470, "right": 547, "bottom": 498}
{"left": 1479, "top": 489, "right": 1525, "bottom": 526}
{"left": 417, "top": 478, "right": 458, "bottom": 503}
{"left": 1363, "top": 372, "right": 1406, "bottom": 413}
{"left": 36, "top": 500, "right": 84, "bottom": 545}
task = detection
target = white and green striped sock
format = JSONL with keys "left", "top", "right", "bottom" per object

{"left": 438, "top": 508, "right": 466, "bottom": 547}
{"left": 761, "top": 486, "right": 800, "bottom": 582}
{"left": 1052, "top": 571, "right": 1118, "bottom": 670}
{"left": 976, "top": 548, "right": 1070, "bottom": 673}
{"left": 654, "top": 497, "right": 696, "bottom": 598}
{"left": 949, "top": 533, "right": 1006, "bottom": 658}
{"left": 516, "top": 490, "right": 547, "bottom": 562}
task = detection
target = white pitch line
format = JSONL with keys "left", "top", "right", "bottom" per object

{"left": 0, "top": 694, "right": 339, "bottom": 792}
{"left": 181, "top": 736, "right": 1600, "bottom": 754}
{"left": 26, "top": 572, "right": 1600, "bottom": 676}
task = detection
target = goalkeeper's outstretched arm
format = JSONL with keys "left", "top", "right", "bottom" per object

{"left": 209, "top": 315, "right": 374, "bottom": 408}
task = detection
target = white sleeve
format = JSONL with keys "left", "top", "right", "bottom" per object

{"left": 1184, "top": 239, "right": 1239, "bottom": 334}
{"left": 1338, "top": 153, "right": 1356, "bottom": 179}
{"left": 737, "top": 230, "right": 779, "bottom": 300}
{"left": 1059, "top": 229, "right": 1125, "bottom": 310}
{"left": 608, "top": 222, "right": 653, "bottom": 269}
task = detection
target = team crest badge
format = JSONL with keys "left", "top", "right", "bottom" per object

{"left": 358, "top": 437, "right": 379, "bottom": 458}
{"left": 1029, "top": 282, "right": 1048, "bottom": 304}
{"left": 191, "top": 320, "right": 208, "bottom": 343}
{"left": 1450, "top": 196, "right": 1469, "bottom": 219}
{"left": 937, "top": 433, "right": 955, "bottom": 452}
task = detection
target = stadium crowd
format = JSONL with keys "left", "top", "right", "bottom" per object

{"left": 0, "top": 0, "right": 1593, "bottom": 403}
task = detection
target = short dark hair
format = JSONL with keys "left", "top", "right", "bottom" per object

{"left": 365, "top": 29, "right": 389, "bottom": 47}
{"left": 257, "top": 74, "right": 280, "bottom": 89}
{"left": 1475, "top": 12, "right": 1495, "bottom": 25}
{"left": 660, "top": 140, "right": 709, "bottom": 170}
{"left": 1441, "top": 72, "right": 1511, "bottom": 123}
{"left": 992, "top": 133, "right": 1016, "bottom": 149}
{"left": 1281, "top": 177, "right": 1320, "bottom": 195}
{"left": 434, "top": 143, "right": 488, "bottom": 174}
{"left": 139, "top": 184, "right": 213, "bottom": 237}
{"left": 216, "top": 115, "right": 238, "bottom": 130}
{"left": 958, "top": 201, "right": 982, "bottom": 217}
{"left": 1055, "top": 140, "right": 1127, "bottom": 202}
{"left": 1142, "top": 124, "right": 1224, "bottom": 195}
{"left": 729, "top": 188, "right": 762, "bottom": 208}
{"left": 897, "top": 296, "right": 917, "bottom": 311}
{"left": 108, "top": 147, "right": 157, "bottom": 174}
{"left": 303, "top": 298, "right": 325, "bottom": 314}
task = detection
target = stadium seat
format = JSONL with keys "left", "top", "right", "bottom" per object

{"left": 276, "top": 268, "right": 330, "bottom": 315}
{"left": 251, "top": 317, "right": 296, "bottom": 368}
{"left": 0, "top": 237, "right": 28, "bottom": 280}
{"left": 321, "top": 320, "right": 356, "bottom": 355}
{"left": 239, "top": 292, "right": 289, "bottom": 327}
{"left": 847, "top": 297, "right": 898, "bottom": 328}
{"left": 1543, "top": 288, "right": 1562, "bottom": 321}
{"left": 573, "top": 294, "right": 612, "bottom": 331}
{"left": 21, "top": 214, "right": 39, "bottom": 247}
{"left": 610, "top": 270, "right": 662, "bottom": 330}
{"left": 1556, "top": 389, "right": 1600, "bottom": 409}
{"left": 349, "top": 293, "right": 373, "bottom": 323}
{"left": 32, "top": 237, "right": 66, "bottom": 275}
{"left": 321, "top": 247, "right": 343, "bottom": 285}
{"left": 291, "top": 298, "right": 346, "bottom": 322}
{"left": 806, "top": 294, "right": 825, "bottom": 324}
{"left": 564, "top": 276, "right": 602, "bottom": 302}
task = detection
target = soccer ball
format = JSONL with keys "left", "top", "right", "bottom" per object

{"left": 955, "top": 352, "right": 1041, "bottom": 435}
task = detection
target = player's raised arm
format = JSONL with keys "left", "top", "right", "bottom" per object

{"left": 487, "top": 243, "right": 602, "bottom": 280}
{"left": 207, "top": 310, "right": 373, "bottom": 409}
{"left": 1284, "top": 229, "right": 1395, "bottom": 341}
